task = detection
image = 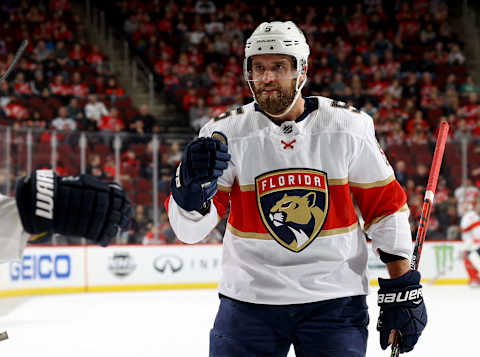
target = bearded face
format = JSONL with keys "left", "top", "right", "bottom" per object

{"left": 253, "top": 78, "right": 297, "bottom": 115}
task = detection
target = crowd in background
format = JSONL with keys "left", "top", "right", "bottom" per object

{"left": 1, "top": 0, "right": 480, "bottom": 245}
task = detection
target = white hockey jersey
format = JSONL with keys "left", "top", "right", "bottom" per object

{"left": 0, "top": 193, "right": 29, "bottom": 263}
{"left": 167, "top": 96, "right": 412, "bottom": 305}
{"left": 460, "top": 210, "right": 480, "bottom": 251}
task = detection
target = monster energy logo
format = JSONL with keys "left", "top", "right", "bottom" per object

{"left": 434, "top": 245, "right": 454, "bottom": 275}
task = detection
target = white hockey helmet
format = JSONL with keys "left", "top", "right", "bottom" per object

{"left": 244, "top": 21, "right": 310, "bottom": 117}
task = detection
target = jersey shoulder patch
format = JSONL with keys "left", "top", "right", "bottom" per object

{"left": 214, "top": 106, "right": 245, "bottom": 122}
{"left": 313, "top": 96, "right": 371, "bottom": 138}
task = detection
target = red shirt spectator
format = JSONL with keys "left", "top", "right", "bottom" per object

{"left": 50, "top": 0, "right": 70, "bottom": 11}
{"left": 347, "top": 14, "right": 368, "bottom": 37}
{"left": 50, "top": 75, "right": 71, "bottom": 96}
{"left": 14, "top": 73, "right": 33, "bottom": 96}
{"left": 99, "top": 109, "right": 125, "bottom": 131}
{"left": 3, "top": 102, "right": 28, "bottom": 120}
{"left": 105, "top": 78, "right": 125, "bottom": 98}
{"left": 54, "top": 24, "right": 72, "bottom": 42}
{"left": 70, "top": 44, "right": 85, "bottom": 61}
{"left": 367, "top": 75, "right": 389, "bottom": 99}
{"left": 182, "top": 89, "right": 198, "bottom": 111}
{"left": 459, "top": 94, "right": 480, "bottom": 121}
{"left": 86, "top": 45, "right": 105, "bottom": 66}
{"left": 70, "top": 72, "right": 89, "bottom": 98}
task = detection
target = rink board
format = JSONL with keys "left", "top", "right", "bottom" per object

{"left": 0, "top": 242, "right": 469, "bottom": 298}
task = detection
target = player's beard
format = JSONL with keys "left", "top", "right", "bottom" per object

{"left": 253, "top": 79, "right": 296, "bottom": 115}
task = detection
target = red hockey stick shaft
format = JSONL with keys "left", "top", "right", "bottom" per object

{"left": 390, "top": 121, "right": 449, "bottom": 357}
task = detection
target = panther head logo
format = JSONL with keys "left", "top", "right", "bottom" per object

{"left": 256, "top": 169, "right": 329, "bottom": 252}
{"left": 269, "top": 192, "right": 325, "bottom": 250}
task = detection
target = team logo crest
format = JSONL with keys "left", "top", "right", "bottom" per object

{"left": 255, "top": 169, "right": 329, "bottom": 252}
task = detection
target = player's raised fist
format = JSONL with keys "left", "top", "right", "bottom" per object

{"left": 171, "top": 136, "right": 230, "bottom": 212}
{"left": 15, "top": 170, "right": 132, "bottom": 246}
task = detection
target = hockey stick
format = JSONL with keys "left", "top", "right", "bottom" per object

{"left": 390, "top": 121, "right": 450, "bottom": 356}
{"left": 0, "top": 39, "right": 28, "bottom": 84}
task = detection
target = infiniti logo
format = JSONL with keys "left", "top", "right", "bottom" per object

{"left": 153, "top": 255, "right": 183, "bottom": 273}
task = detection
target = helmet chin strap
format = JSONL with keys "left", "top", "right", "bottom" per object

{"left": 249, "top": 75, "right": 307, "bottom": 119}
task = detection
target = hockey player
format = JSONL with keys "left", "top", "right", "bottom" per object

{"left": 0, "top": 169, "right": 132, "bottom": 263}
{"left": 167, "top": 21, "right": 426, "bottom": 356}
{"left": 460, "top": 195, "right": 480, "bottom": 286}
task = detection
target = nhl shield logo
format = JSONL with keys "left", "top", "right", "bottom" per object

{"left": 255, "top": 169, "right": 329, "bottom": 252}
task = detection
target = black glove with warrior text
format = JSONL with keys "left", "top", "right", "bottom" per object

{"left": 15, "top": 170, "right": 132, "bottom": 246}
{"left": 170, "top": 137, "right": 230, "bottom": 213}
{"left": 377, "top": 270, "right": 427, "bottom": 354}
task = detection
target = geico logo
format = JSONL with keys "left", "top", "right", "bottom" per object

{"left": 378, "top": 288, "right": 423, "bottom": 305}
{"left": 153, "top": 255, "right": 183, "bottom": 273}
{"left": 9, "top": 254, "right": 71, "bottom": 280}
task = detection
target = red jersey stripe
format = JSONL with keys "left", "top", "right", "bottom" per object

{"left": 462, "top": 221, "right": 480, "bottom": 233}
{"left": 350, "top": 179, "right": 407, "bottom": 227}
{"left": 227, "top": 181, "right": 358, "bottom": 234}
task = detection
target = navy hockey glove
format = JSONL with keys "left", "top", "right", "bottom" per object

{"left": 171, "top": 137, "right": 230, "bottom": 212}
{"left": 377, "top": 270, "right": 427, "bottom": 353}
{"left": 15, "top": 170, "right": 132, "bottom": 246}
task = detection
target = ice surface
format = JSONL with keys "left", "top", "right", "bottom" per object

{"left": 0, "top": 285, "right": 478, "bottom": 356}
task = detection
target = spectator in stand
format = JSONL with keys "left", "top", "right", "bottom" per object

{"left": 86, "top": 44, "right": 105, "bottom": 68}
{"left": 84, "top": 94, "right": 108, "bottom": 131}
{"left": 130, "top": 204, "right": 150, "bottom": 244}
{"left": 447, "top": 43, "right": 466, "bottom": 65}
{"left": 66, "top": 97, "right": 84, "bottom": 124}
{"left": 30, "top": 70, "right": 48, "bottom": 95}
{"left": 54, "top": 41, "right": 70, "bottom": 67}
{"left": 91, "top": 75, "right": 106, "bottom": 96}
{"left": 105, "top": 77, "right": 125, "bottom": 103}
{"left": 69, "top": 43, "right": 85, "bottom": 65}
{"left": 182, "top": 88, "right": 198, "bottom": 111}
{"left": 445, "top": 74, "right": 458, "bottom": 92}
{"left": 460, "top": 76, "right": 479, "bottom": 97}
{"left": 70, "top": 71, "right": 90, "bottom": 98}
{"left": 3, "top": 99, "right": 28, "bottom": 123}
{"left": 86, "top": 153, "right": 105, "bottom": 179}
{"left": 49, "top": 74, "right": 70, "bottom": 104}
{"left": 32, "top": 40, "right": 52, "bottom": 62}
{"left": 330, "top": 72, "right": 347, "bottom": 98}
{"left": 195, "top": 0, "right": 216, "bottom": 14}
{"left": 13, "top": 72, "right": 32, "bottom": 97}
{"left": 394, "top": 160, "right": 409, "bottom": 188}
{"left": 454, "top": 178, "right": 480, "bottom": 216}
{"left": 189, "top": 98, "right": 210, "bottom": 132}
{"left": 98, "top": 107, "right": 124, "bottom": 133}
{"left": 25, "top": 110, "right": 47, "bottom": 129}
{"left": 458, "top": 92, "right": 480, "bottom": 123}
{"left": 154, "top": 52, "right": 172, "bottom": 83}
{"left": 131, "top": 104, "right": 155, "bottom": 134}
{"left": 123, "top": 14, "right": 139, "bottom": 37}
{"left": 413, "top": 163, "right": 428, "bottom": 187}
{"left": 52, "top": 106, "right": 76, "bottom": 131}
{"left": 120, "top": 149, "right": 140, "bottom": 179}
{"left": 167, "top": 141, "right": 182, "bottom": 166}
{"left": 454, "top": 118, "right": 472, "bottom": 143}
{"left": 157, "top": 151, "right": 175, "bottom": 193}
{"left": 403, "top": 72, "right": 421, "bottom": 101}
